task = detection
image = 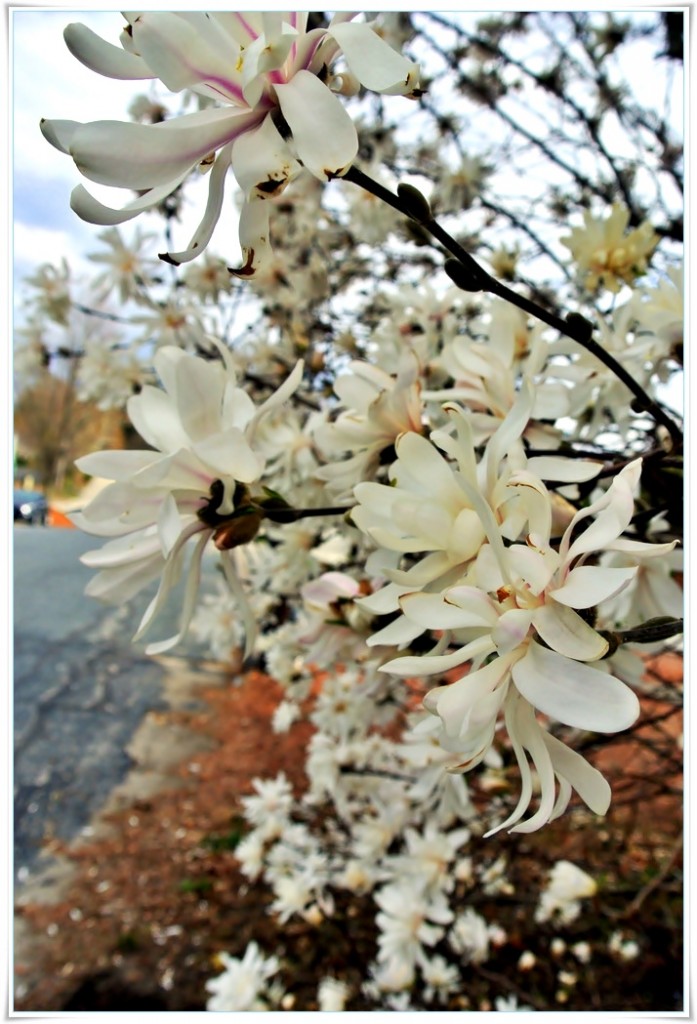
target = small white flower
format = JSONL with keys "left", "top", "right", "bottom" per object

{"left": 535, "top": 861, "right": 597, "bottom": 925}
{"left": 205, "top": 942, "right": 281, "bottom": 1012}
{"left": 317, "top": 976, "right": 350, "bottom": 1012}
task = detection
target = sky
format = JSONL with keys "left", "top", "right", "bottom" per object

{"left": 12, "top": 11, "right": 151, "bottom": 291}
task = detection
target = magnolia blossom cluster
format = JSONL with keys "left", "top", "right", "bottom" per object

{"left": 41, "top": 11, "right": 420, "bottom": 275}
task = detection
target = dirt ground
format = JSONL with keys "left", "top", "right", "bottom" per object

{"left": 13, "top": 653, "right": 683, "bottom": 1013}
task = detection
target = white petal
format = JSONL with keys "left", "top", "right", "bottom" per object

{"left": 127, "top": 386, "right": 189, "bottom": 453}
{"left": 527, "top": 456, "right": 602, "bottom": 482}
{"left": 68, "top": 177, "right": 189, "bottom": 226}
{"left": 382, "top": 635, "right": 495, "bottom": 677}
{"left": 68, "top": 108, "right": 259, "bottom": 190}
{"left": 532, "top": 602, "right": 609, "bottom": 661}
{"left": 64, "top": 22, "right": 154, "bottom": 79}
{"left": 327, "top": 21, "right": 420, "bottom": 95}
{"left": 40, "top": 118, "right": 80, "bottom": 154}
{"left": 144, "top": 531, "right": 209, "bottom": 654}
{"left": 541, "top": 731, "right": 611, "bottom": 817}
{"left": 275, "top": 70, "right": 357, "bottom": 180}
{"left": 220, "top": 550, "right": 258, "bottom": 659}
{"left": 191, "top": 427, "right": 263, "bottom": 483}
{"left": 232, "top": 113, "right": 299, "bottom": 200}
{"left": 75, "top": 449, "right": 157, "bottom": 481}
{"left": 229, "top": 198, "right": 273, "bottom": 277}
{"left": 512, "top": 642, "right": 640, "bottom": 732}
{"left": 160, "top": 142, "right": 233, "bottom": 264}
{"left": 552, "top": 565, "right": 638, "bottom": 609}
{"left": 130, "top": 12, "right": 246, "bottom": 101}
{"left": 173, "top": 353, "right": 226, "bottom": 442}
{"left": 400, "top": 589, "right": 497, "bottom": 630}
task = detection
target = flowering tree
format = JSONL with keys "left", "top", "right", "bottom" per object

{"left": 17, "top": 10, "right": 683, "bottom": 1012}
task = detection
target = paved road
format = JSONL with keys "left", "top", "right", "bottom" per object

{"left": 13, "top": 527, "right": 211, "bottom": 884}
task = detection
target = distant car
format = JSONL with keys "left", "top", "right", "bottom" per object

{"left": 13, "top": 489, "right": 49, "bottom": 526}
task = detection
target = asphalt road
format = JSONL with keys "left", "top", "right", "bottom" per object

{"left": 13, "top": 526, "right": 211, "bottom": 885}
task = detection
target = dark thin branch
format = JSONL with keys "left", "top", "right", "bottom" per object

{"left": 342, "top": 164, "right": 683, "bottom": 452}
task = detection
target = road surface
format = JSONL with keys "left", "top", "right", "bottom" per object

{"left": 13, "top": 527, "right": 213, "bottom": 884}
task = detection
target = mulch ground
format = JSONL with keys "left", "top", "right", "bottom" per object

{"left": 14, "top": 655, "right": 683, "bottom": 1013}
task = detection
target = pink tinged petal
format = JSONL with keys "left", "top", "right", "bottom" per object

{"left": 191, "top": 427, "right": 263, "bottom": 483}
{"left": 275, "top": 70, "right": 358, "bottom": 180}
{"left": 512, "top": 642, "right": 640, "bottom": 732}
{"left": 130, "top": 12, "right": 245, "bottom": 102}
{"left": 144, "top": 531, "right": 210, "bottom": 655}
{"left": 541, "top": 731, "right": 612, "bottom": 818}
{"left": 527, "top": 456, "right": 602, "bottom": 483}
{"left": 230, "top": 199, "right": 273, "bottom": 278}
{"left": 326, "top": 21, "right": 420, "bottom": 96}
{"left": 232, "top": 114, "right": 299, "bottom": 201}
{"left": 161, "top": 142, "right": 233, "bottom": 265}
{"left": 492, "top": 608, "right": 534, "bottom": 653}
{"left": 68, "top": 108, "right": 259, "bottom": 190}
{"left": 551, "top": 565, "right": 638, "bottom": 609}
{"left": 63, "top": 23, "right": 155, "bottom": 80}
{"left": 239, "top": 26, "right": 297, "bottom": 106}
{"left": 532, "top": 602, "right": 609, "bottom": 661}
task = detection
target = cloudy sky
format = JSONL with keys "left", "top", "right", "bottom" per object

{"left": 12, "top": 11, "right": 152, "bottom": 295}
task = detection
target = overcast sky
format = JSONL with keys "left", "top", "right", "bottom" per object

{"left": 12, "top": 11, "right": 150, "bottom": 292}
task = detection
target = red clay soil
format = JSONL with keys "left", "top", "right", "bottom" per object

{"left": 14, "top": 656, "right": 683, "bottom": 1013}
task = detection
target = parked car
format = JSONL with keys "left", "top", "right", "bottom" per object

{"left": 13, "top": 489, "right": 49, "bottom": 526}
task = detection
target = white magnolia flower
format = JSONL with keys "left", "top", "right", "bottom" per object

{"left": 560, "top": 202, "right": 658, "bottom": 293}
{"left": 420, "top": 953, "right": 461, "bottom": 1004}
{"left": 205, "top": 942, "right": 281, "bottom": 1012}
{"left": 449, "top": 908, "right": 493, "bottom": 964}
{"left": 73, "top": 344, "right": 303, "bottom": 654}
{"left": 317, "top": 976, "right": 350, "bottom": 1012}
{"left": 41, "top": 12, "right": 420, "bottom": 273}
{"left": 241, "top": 773, "right": 294, "bottom": 839}
{"left": 381, "top": 459, "right": 678, "bottom": 833}
{"left": 315, "top": 350, "right": 424, "bottom": 498}
{"left": 87, "top": 225, "right": 157, "bottom": 302}
{"left": 535, "top": 860, "right": 597, "bottom": 924}
{"left": 375, "top": 882, "right": 454, "bottom": 968}
{"left": 24, "top": 259, "right": 72, "bottom": 325}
